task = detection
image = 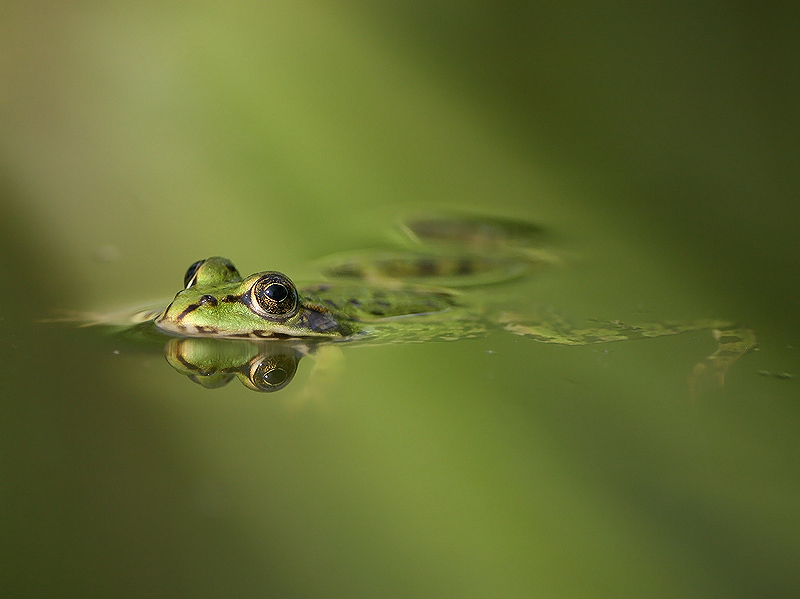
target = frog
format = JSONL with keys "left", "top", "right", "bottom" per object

{"left": 152, "top": 256, "right": 487, "bottom": 342}
{"left": 95, "top": 214, "right": 756, "bottom": 392}
{"left": 147, "top": 215, "right": 553, "bottom": 343}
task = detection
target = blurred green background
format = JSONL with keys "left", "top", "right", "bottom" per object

{"left": 1, "top": 2, "right": 798, "bottom": 598}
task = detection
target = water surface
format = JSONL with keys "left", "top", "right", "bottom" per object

{"left": 1, "top": 3, "right": 799, "bottom": 598}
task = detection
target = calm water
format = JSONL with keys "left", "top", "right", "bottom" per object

{"left": 2, "top": 3, "right": 799, "bottom": 598}
{"left": 3, "top": 206, "right": 798, "bottom": 598}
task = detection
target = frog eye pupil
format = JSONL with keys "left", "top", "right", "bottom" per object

{"left": 265, "top": 283, "right": 288, "bottom": 303}
{"left": 262, "top": 367, "right": 288, "bottom": 386}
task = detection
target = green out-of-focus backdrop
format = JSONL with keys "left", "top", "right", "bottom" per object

{"left": 1, "top": 2, "right": 798, "bottom": 598}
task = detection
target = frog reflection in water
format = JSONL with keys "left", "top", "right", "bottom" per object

{"left": 163, "top": 337, "right": 305, "bottom": 392}
{"left": 127, "top": 215, "right": 754, "bottom": 392}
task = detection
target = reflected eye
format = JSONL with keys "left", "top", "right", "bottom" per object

{"left": 184, "top": 259, "right": 205, "bottom": 288}
{"left": 249, "top": 272, "right": 299, "bottom": 318}
{"left": 246, "top": 353, "right": 299, "bottom": 392}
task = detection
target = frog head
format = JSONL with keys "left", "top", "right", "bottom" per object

{"left": 154, "top": 257, "right": 349, "bottom": 338}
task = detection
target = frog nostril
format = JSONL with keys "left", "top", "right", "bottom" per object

{"left": 199, "top": 295, "right": 218, "bottom": 307}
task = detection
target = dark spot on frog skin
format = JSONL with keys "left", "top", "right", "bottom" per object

{"left": 416, "top": 258, "right": 438, "bottom": 276}
{"left": 199, "top": 295, "right": 218, "bottom": 307}
{"left": 176, "top": 304, "right": 200, "bottom": 321}
{"left": 175, "top": 295, "right": 218, "bottom": 322}
{"left": 251, "top": 330, "right": 293, "bottom": 339}
{"left": 457, "top": 258, "right": 474, "bottom": 275}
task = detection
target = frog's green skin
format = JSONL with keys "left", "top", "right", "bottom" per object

{"left": 122, "top": 215, "right": 753, "bottom": 388}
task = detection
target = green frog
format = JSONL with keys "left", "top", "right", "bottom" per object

{"left": 101, "top": 215, "right": 755, "bottom": 391}
{"left": 138, "top": 215, "right": 547, "bottom": 343}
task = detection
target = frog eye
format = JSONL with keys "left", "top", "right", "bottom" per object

{"left": 184, "top": 259, "right": 205, "bottom": 289}
{"left": 249, "top": 272, "right": 299, "bottom": 318}
{"left": 184, "top": 257, "right": 243, "bottom": 288}
{"left": 246, "top": 353, "right": 299, "bottom": 392}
